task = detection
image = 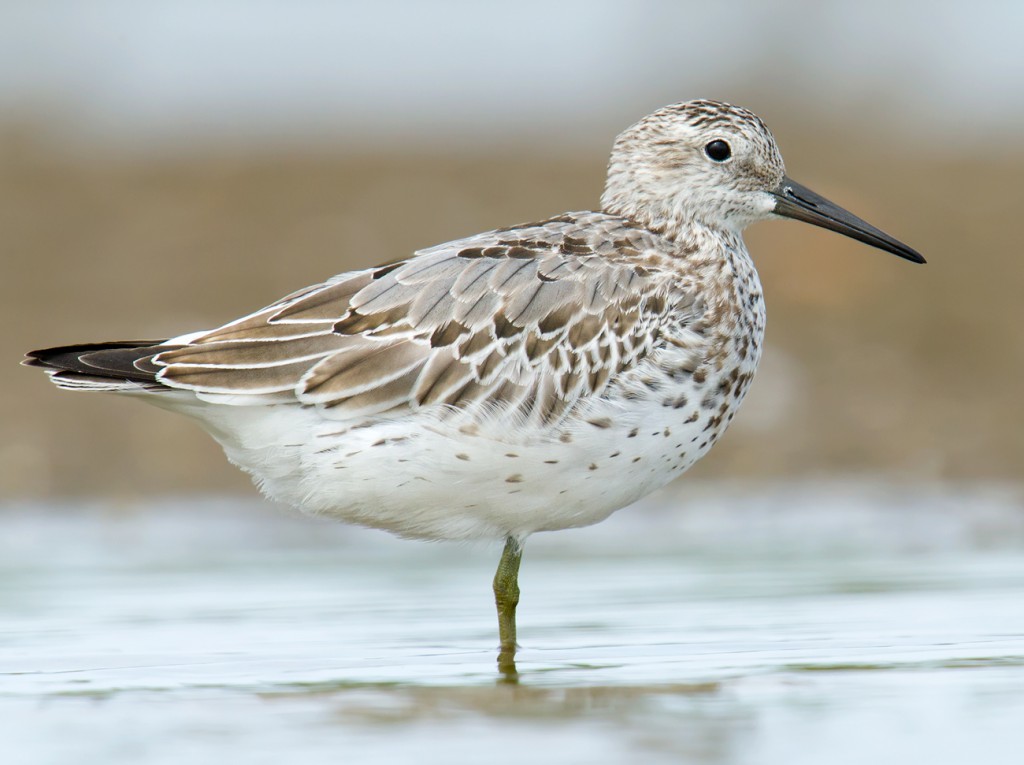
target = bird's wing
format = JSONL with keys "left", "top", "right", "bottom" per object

{"left": 155, "top": 213, "right": 691, "bottom": 425}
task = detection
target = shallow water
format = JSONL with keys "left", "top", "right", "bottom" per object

{"left": 3, "top": 484, "right": 1024, "bottom": 764}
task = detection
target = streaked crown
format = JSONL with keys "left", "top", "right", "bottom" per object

{"left": 602, "top": 99, "right": 786, "bottom": 235}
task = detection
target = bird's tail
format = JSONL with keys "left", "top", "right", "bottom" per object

{"left": 23, "top": 340, "right": 179, "bottom": 392}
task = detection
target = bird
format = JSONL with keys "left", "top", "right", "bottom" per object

{"left": 25, "top": 99, "right": 924, "bottom": 678}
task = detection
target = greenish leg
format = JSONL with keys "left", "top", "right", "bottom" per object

{"left": 493, "top": 536, "right": 523, "bottom": 679}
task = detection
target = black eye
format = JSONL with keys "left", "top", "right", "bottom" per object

{"left": 704, "top": 140, "right": 731, "bottom": 162}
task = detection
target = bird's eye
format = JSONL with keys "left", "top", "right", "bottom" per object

{"left": 704, "top": 140, "right": 731, "bottom": 162}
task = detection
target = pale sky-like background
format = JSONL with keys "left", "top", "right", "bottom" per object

{"left": 2, "top": 0, "right": 1022, "bottom": 152}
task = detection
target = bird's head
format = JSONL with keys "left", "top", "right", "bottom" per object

{"left": 602, "top": 99, "right": 924, "bottom": 263}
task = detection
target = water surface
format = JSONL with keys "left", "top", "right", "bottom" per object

{"left": 3, "top": 484, "right": 1024, "bottom": 764}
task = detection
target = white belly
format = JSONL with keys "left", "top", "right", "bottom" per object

{"left": 299, "top": 407, "right": 702, "bottom": 540}
{"left": 167, "top": 358, "right": 752, "bottom": 541}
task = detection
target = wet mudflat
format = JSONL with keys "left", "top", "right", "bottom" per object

{"left": 2, "top": 484, "right": 1024, "bottom": 764}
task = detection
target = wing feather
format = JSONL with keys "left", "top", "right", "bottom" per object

{"left": 156, "top": 213, "right": 686, "bottom": 427}
{"left": 157, "top": 335, "right": 347, "bottom": 368}
{"left": 168, "top": 359, "right": 314, "bottom": 393}
{"left": 270, "top": 273, "right": 375, "bottom": 322}
{"left": 412, "top": 351, "right": 476, "bottom": 407}
{"left": 301, "top": 341, "right": 428, "bottom": 401}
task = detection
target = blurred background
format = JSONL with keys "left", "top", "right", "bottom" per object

{"left": 1, "top": 0, "right": 1022, "bottom": 496}
{"left": 4, "top": 5, "right": 1024, "bottom": 764}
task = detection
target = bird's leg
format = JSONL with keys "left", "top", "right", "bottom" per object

{"left": 493, "top": 536, "right": 523, "bottom": 680}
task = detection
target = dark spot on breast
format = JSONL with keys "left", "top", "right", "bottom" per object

{"left": 628, "top": 427, "right": 639, "bottom": 438}
{"left": 685, "top": 412, "right": 698, "bottom": 423}
{"left": 505, "top": 474, "right": 523, "bottom": 483}
{"left": 455, "top": 453, "right": 470, "bottom": 461}
{"left": 587, "top": 417, "right": 612, "bottom": 429}
{"left": 646, "top": 294, "right": 666, "bottom": 314}
{"left": 588, "top": 463, "right": 598, "bottom": 471}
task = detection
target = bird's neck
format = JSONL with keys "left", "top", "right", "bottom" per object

{"left": 602, "top": 195, "right": 744, "bottom": 260}
{"left": 601, "top": 185, "right": 736, "bottom": 246}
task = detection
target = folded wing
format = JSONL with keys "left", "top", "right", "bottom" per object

{"left": 154, "top": 214, "right": 684, "bottom": 425}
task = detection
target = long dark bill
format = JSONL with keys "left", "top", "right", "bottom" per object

{"left": 772, "top": 176, "right": 925, "bottom": 264}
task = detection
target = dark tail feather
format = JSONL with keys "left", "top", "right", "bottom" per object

{"left": 24, "top": 340, "right": 179, "bottom": 384}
